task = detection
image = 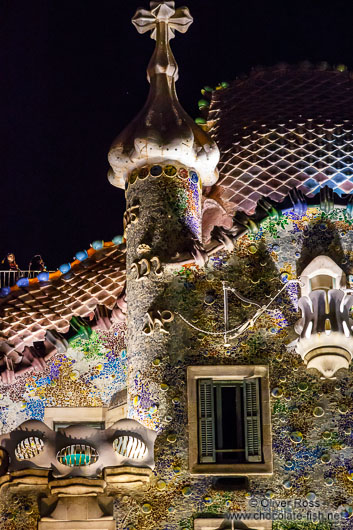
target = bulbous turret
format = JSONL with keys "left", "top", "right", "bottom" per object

{"left": 108, "top": 1, "right": 219, "bottom": 189}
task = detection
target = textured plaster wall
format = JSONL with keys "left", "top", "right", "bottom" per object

{"left": 1, "top": 208, "right": 353, "bottom": 529}
{"left": 125, "top": 166, "right": 201, "bottom": 429}
{"left": 115, "top": 207, "right": 353, "bottom": 530}
{"left": 0, "top": 324, "right": 127, "bottom": 435}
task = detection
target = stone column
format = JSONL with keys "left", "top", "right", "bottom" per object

{"left": 125, "top": 161, "right": 202, "bottom": 430}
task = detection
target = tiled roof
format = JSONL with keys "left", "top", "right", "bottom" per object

{"left": 0, "top": 244, "right": 126, "bottom": 378}
{"left": 206, "top": 65, "right": 353, "bottom": 215}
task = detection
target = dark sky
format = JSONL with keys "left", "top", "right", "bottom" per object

{"left": 1, "top": 0, "right": 353, "bottom": 269}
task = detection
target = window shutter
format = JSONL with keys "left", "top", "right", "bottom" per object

{"left": 198, "top": 379, "right": 216, "bottom": 463}
{"left": 243, "top": 378, "right": 262, "bottom": 462}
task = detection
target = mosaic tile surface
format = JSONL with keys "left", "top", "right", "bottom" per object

{"left": 206, "top": 66, "right": 353, "bottom": 215}
{"left": 0, "top": 245, "right": 126, "bottom": 355}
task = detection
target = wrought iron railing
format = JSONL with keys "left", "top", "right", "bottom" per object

{"left": 0, "top": 270, "right": 53, "bottom": 288}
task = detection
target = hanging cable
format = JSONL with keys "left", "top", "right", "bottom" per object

{"left": 175, "top": 279, "right": 301, "bottom": 345}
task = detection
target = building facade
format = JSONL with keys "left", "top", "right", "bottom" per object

{"left": 1, "top": 1, "right": 353, "bottom": 529}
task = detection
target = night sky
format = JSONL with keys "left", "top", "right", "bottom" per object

{"left": 2, "top": 0, "right": 353, "bottom": 270}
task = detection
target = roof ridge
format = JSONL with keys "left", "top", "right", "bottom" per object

{"left": 0, "top": 236, "right": 125, "bottom": 298}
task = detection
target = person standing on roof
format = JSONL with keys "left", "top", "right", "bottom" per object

{"left": 1, "top": 253, "right": 19, "bottom": 271}
{"left": 0, "top": 253, "right": 20, "bottom": 287}
{"left": 29, "top": 254, "right": 47, "bottom": 273}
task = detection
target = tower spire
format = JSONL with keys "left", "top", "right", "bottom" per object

{"left": 108, "top": 1, "right": 219, "bottom": 189}
{"left": 132, "top": 1, "right": 193, "bottom": 82}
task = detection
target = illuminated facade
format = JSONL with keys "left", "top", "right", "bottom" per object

{"left": 1, "top": 2, "right": 353, "bottom": 529}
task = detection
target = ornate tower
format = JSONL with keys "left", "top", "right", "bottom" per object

{"left": 108, "top": 1, "right": 219, "bottom": 430}
{"left": 3, "top": 2, "right": 353, "bottom": 528}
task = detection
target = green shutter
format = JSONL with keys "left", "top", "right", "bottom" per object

{"left": 198, "top": 379, "right": 216, "bottom": 463}
{"left": 243, "top": 378, "right": 262, "bottom": 462}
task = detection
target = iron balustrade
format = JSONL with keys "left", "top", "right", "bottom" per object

{"left": 0, "top": 270, "right": 54, "bottom": 288}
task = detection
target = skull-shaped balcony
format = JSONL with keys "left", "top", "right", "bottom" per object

{"left": 0, "top": 418, "right": 156, "bottom": 494}
{"left": 294, "top": 256, "right": 353, "bottom": 378}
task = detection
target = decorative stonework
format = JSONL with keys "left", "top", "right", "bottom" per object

{"left": 108, "top": 2, "right": 219, "bottom": 188}
{"left": 126, "top": 164, "right": 202, "bottom": 240}
{"left": 39, "top": 494, "right": 115, "bottom": 530}
{"left": 0, "top": 418, "right": 156, "bottom": 477}
{"left": 295, "top": 256, "right": 353, "bottom": 378}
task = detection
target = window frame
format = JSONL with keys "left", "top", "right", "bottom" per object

{"left": 187, "top": 365, "right": 272, "bottom": 476}
{"left": 43, "top": 403, "right": 127, "bottom": 430}
{"left": 53, "top": 421, "right": 105, "bottom": 431}
{"left": 194, "top": 517, "right": 273, "bottom": 530}
{"left": 300, "top": 255, "right": 345, "bottom": 297}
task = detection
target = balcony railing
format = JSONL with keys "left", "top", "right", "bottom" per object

{"left": 0, "top": 270, "right": 53, "bottom": 288}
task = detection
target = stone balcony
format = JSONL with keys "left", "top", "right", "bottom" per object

{"left": 0, "top": 419, "right": 156, "bottom": 529}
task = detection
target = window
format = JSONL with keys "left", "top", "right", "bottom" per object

{"left": 188, "top": 366, "right": 272, "bottom": 475}
{"left": 300, "top": 255, "right": 345, "bottom": 297}
{"left": 43, "top": 389, "right": 128, "bottom": 430}
{"left": 194, "top": 517, "right": 272, "bottom": 530}
{"left": 54, "top": 421, "right": 105, "bottom": 431}
{"left": 198, "top": 378, "right": 261, "bottom": 464}
{"left": 310, "top": 274, "right": 334, "bottom": 292}
{"left": 44, "top": 407, "right": 107, "bottom": 430}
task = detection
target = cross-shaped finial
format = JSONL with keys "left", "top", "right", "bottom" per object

{"left": 132, "top": 1, "right": 193, "bottom": 41}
